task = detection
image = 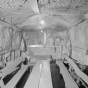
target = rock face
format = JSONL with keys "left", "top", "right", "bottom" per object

{"left": 38, "top": 0, "right": 88, "bottom": 14}
{"left": 0, "top": 26, "right": 22, "bottom": 51}
{"left": 69, "top": 20, "right": 87, "bottom": 50}
{"left": 68, "top": 20, "right": 88, "bottom": 65}
{"left": 0, "top": 0, "right": 34, "bottom": 16}
{"left": 0, "top": 25, "right": 22, "bottom": 65}
{"left": 0, "top": 26, "right": 12, "bottom": 50}
{"left": 11, "top": 30, "right": 22, "bottom": 48}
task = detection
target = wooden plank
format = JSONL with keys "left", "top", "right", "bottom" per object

{"left": 56, "top": 60, "right": 79, "bottom": 88}
{"left": 3, "top": 65, "right": 28, "bottom": 88}
{"left": 24, "top": 60, "right": 43, "bottom": 88}
{"left": 39, "top": 60, "right": 53, "bottom": 88}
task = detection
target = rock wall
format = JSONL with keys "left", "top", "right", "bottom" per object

{"left": 69, "top": 20, "right": 87, "bottom": 50}
{"left": 0, "top": 26, "right": 22, "bottom": 51}
{"left": 0, "top": 25, "right": 22, "bottom": 66}
{"left": 68, "top": 20, "right": 88, "bottom": 65}
{"left": 0, "top": 26, "right": 12, "bottom": 50}
{"left": 38, "top": 0, "right": 88, "bottom": 14}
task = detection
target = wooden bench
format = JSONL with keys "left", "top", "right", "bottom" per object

{"left": 3, "top": 64, "right": 29, "bottom": 88}
{"left": 39, "top": 60, "right": 53, "bottom": 88}
{"left": 24, "top": 60, "right": 53, "bottom": 88}
{"left": 0, "top": 57, "right": 23, "bottom": 78}
{"left": 62, "top": 53, "right": 88, "bottom": 85}
{"left": 56, "top": 60, "right": 79, "bottom": 88}
{"left": 24, "top": 60, "right": 43, "bottom": 88}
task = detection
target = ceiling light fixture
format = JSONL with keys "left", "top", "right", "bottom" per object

{"left": 38, "top": 14, "right": 46, "bottom": 29}
{"left": 40, "top": 20, "right": 45, "bottom": 25}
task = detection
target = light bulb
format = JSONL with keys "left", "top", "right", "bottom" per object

{"left": 40, "top": 20, "right": 45, "bottom": 25}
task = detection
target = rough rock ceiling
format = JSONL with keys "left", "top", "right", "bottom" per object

{"left": 38, "top": 0, "right": 88, "bottom": 14}
{"left": 0, "top": 0, "right": 88, "bottom": 31}
{"left": 0, "top": 0, "right": 38, "bottom": 28}
{"left": 0, "top": 0, "right": 35, "bottom": 16}
{"left": 37, "top": 0, "right": 88, "bottom": 28}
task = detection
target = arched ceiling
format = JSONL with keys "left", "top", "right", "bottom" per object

{"left": 0, "top": 0, "right": 88, "bottom": 32}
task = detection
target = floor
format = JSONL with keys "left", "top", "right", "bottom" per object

{"left": 50, "top": 61, "right": 65, "bottom": 88}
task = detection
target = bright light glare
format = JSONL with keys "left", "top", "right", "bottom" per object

{"left": 40, "top": 20, "right": 45, "bottom": 25}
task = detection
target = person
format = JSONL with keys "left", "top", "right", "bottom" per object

{"left": 23, "top": 57, "right": 28, "bottom": 65}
